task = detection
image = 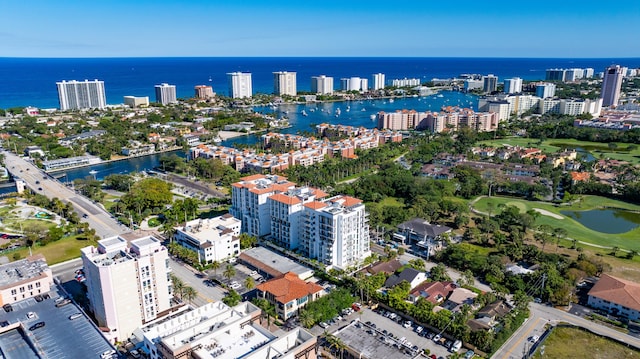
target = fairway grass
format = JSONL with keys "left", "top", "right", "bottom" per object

{"left": 533, "top": 326, "right": 640, "bottom": 359}
{"left": 473, "top": 195, "right": 640, "bottom": 251}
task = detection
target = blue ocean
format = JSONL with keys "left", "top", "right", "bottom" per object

{"left": 1, "top": 57, "right": 638, "bottom": 109}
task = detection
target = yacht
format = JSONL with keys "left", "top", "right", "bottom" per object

{"left": 389, "top": 98, "right": 395, "bottom": 103}
{"left": 301, "top": 110, "right": 308, "bottom": 116}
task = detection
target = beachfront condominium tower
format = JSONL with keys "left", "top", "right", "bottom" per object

{"left": 483, "top": 75, "right": 498, "bottom": 93}
{"left": 81, "top": 235, "right": 172, "bottom": 343}
{"left": 155, "top": 83, "right": 177, "bottom": 105}
{"left": 503, "top": 77, "right": 522, "bottom": 94}
{"left": 311, "top": 75, "right": 334, "bottom": 95}
{"left": 56, "top": 79, "right": 106, "bottom": 110}
{"left": 273, "top": 71, "right": 297, "bottom": 96}
{"left": 601, "top": 65, "right": 624, "bottom": 107}
{"left": 373, "top": 73, "right": 386, "bottom": 90}
{"left": 536, "top": 83, "right": 556, "bottom": 99}
{"left": 194, "top": 85, "right": 215, "bottom": 99}
{"left": 340, "top": 77, "right": 368, "bottom": 92}
{"left": 227, "top": 72, "right": 253, "bottom": 98}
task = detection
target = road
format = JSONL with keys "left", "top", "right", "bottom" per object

{"left": 167, "top": 257, "right": 227, "bottom": 306}
{"left": 492, "top": 303, "right": 640, "bottom": 358}
{"left": 3, "top": 151, "right": 129, "bottom": 238}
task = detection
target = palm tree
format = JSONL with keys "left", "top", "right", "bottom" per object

{"left": 183, "top": 286, "right": 198, "bottom": 305}
{"left": 170, "top": 274, "right": 184, "bottom": 300}
{"left": 211, "top": 260, "right": 221, "bottom": 279}
{"left": 223, "top": 264, "right": 236, "bottom": 283}
{"left": 244, "top": 276, "right": 255, "bottom": 290}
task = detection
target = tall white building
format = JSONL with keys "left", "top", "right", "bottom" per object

{"left": 503, "top": 78, "right": 523, "bottom": 94}
{"left": 602, "top": 65, "right": 624, "bottom": 107}
{"left": 230, "top": 174, "right": 296, "bottom": 237}
{"left": 483, "top": 75, "right": 498, "bottom": 93}
{"left": 81, "top": 235, "right": 173, "bottom": 343}
{"left": 372, "top": 73, "right": 386, "bottom": 90}
{"left": 231, "top": 175, "right": 371, "bottom": 270}
{"left": 227, "top": 72, "right": 253, "bottom": 98}
{"left": 273, "top": 71, "right": 297, "bottom": 96}
{"left": 536, "top": 83, "right": 556, "bottom": 98}
{"left": 311, "top": 75, "right": 334, "bottom": 94}
{"left": 154, "top": 83, "right": 177, "bottom": 105}
{"left": 391, "top": 78, "right": 420, "bottom": 87}
{"left": 340, "top": 77, "right": 367, "bottom": 92}
{"left": 268, "top": 187, "right": 327, "bottom": 250}
{"left": 300, "top": 195, "right": 371, "bottom": 270}
{"left": 173, "top": 214, "right": 241, "bottom": 264}
{"left": 56, "top": 79, "right": 106, "bottom": 110}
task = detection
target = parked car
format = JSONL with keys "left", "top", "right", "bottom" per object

{"left": 451, "top": 340, "right": 462, "bottom": 352}
{"left": 465, "top": 350, "right": 475, "bottom": 359}
{"left": 433, "top": 334, "right": 441, "bottom": 342}
{"left": 69, "top": 313, "right": 83, "bottom": 320}
{"left": 55, "top": 299, "right": 71, "bottom": 308}
{"left": 26, "top": 312, "right": 36, "bottom": 319}
{"left": 319, "top": 322, "right": 329, "bottom": 329}
{"left": 101, "top": 350, "right": 117, "bottom": 359}
{"left": 130, "top": 349, "right": 141, "bottom": 358}
{"left": 3, "top": 304, "right": 13, "bottom": 312}
{"left": 415, "top": 326, "right": 423, "bottom": 334}
{"left": 29, "top": 321, "right": 45, "bottom": 331}
{"left": 528, "top": 335, "right": 540, "bottom": 343}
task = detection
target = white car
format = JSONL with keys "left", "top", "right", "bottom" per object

{"left": 26, "top": 312, "right": 36, "bottom": 319}
{"left": 415, "top": 326, "right": 423, "bottom": 334}
{"left": 528, "top": 335, "right": 540, "bottom": 343}
{"left": 230, "top": 283, "right": 241, "bottom": 289}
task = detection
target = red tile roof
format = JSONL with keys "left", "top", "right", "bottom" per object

{"left": 256, "top": 272, "right": 323, "bottom": 304}
{"left": 588, "top": 274, "right": 640, "bottom": 312}
{"left": 269, "top": 193, "right": 302, "bottom": 205}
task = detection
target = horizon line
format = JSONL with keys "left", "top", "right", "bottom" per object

{"left": 2, "top": 56, "right": 640, "bottom": 60}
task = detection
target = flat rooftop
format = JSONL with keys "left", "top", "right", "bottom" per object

{"left": 335, "top": 320, "right": 420, "bottom": 359}
{"left": 0, "top": 284, "right": 114, "bottom": 359}
{"left": 194, "top": 324, "right": 273, "bottom": 359}
{"left": 0, "top": 255, "right": 49, "bottom": 289}
{"left": 239, "top": 247, "right": 313, "bottom": 279}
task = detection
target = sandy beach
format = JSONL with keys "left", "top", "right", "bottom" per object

{"left": 218, "top": 130, "right": 246, "bottom": 140}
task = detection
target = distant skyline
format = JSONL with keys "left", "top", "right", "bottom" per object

{"left": 2, "top": 0, "right": 640, "bottom": 58}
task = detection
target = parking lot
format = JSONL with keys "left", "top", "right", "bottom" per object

{"left": 205, "top": 262, "right": 265, "bottom": 295}
{"left": 0, "top": 285, "right": 115, "bottom": 359}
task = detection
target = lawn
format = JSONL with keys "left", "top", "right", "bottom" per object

{"left": 479, "top": 137, "right": 640, "bottom": 164}
{"left": 472, "top": 195, "right": 640, "bottom": 251}
{"left": 9, "top": 234, "right": 98, "bottom": 265}
{"left": 533, "top": 326, "right": 640, "bottom": 359}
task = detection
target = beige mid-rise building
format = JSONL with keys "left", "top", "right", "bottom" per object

{"left": 81, "top": 235, "right": 173, "bottom": 343}
{"left": 0, "top": 255, "right": 53, "bottom": 306}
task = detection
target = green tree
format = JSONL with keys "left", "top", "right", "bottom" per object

{"left": 223, "top": 264, "right": 236, "bottom": 282}
{"left": 239, "top": 233, "right": 257, "bottom": 249}
{"left": 211, "top": 260, "right": 221, "bottom": 277}
{"left": 183, "top": 286, "right": 198, "bottom": 304}
{"left": 244, "top": 276, "right": 255, "bottom": 290}
{"left": 222, "top": 289, "right": 242, "bottom": 306}
{"left": 170, "top": 274, "right": 184, "bottom": 300}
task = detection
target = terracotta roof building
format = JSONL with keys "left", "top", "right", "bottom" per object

{"left": 256, "top": 272, "right": 325, "bottom": 320}
{"left": 588, "top": 274, "right": 640, "bottom": 320}
{"left": 408, "top": 281, "right": 456, "bottom": 304}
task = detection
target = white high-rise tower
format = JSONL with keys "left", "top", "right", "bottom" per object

{"left": 56, "top": 79, "right": 106, "bottom": 110}
{"left": 227, "top": 72, "right": 253, "bottom": 98}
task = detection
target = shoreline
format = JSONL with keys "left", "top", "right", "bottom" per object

{"left": 46, "top": 146, "right": 185, "bottom": 174}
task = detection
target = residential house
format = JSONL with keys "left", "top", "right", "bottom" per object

{"left": 467, "top": 300, "right": 511, "bottom": 331}
{"left": 408, "top": 281, "right": 456, "bottom": 304}
{"left": 255, "top": 272, "right": 325, "bottom": 320}
{"left": 442, "top": 287, "right": 478, "bottom": 312}
{"left": 384, "top": 267, "right": 428, "bottom": 290}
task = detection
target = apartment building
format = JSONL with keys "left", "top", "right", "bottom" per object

{"left": 535, "top": 83, "right": 556, "bottom": 98}
{"left": 230, "top": 174, "right": 297, "bottom": 237}
{"left": 503, "top": 77, "right": 522, "bottom": 94}
{"left": 602, "top": 65, "right": 624, "bottom": 107}
{"left": 194, "top": 85, "right": 215, "bottom": 99}
{"left": 300, "top": 195, "right": 371, "bottom": 270}
{"left": 310, "top": 75, "right": 334, "bottom": 94}
{"left": 372, "top": 73, "right": 386, "bottom": 90}
{"left": 268, "top": 187, "right": 328, "bottom": 250}
{"left": 0, "top": 255, "right": 53, "bottom": 306}
{"left": 227, "top": 72, "right": 253, "bottom": 98}
{"left": 173, "top": 214, "right": 241, "bottom": 264}
{"left": 56, "top": 79, "right": 106, "bottom": 110}
{"left": 81, "top": 235, "right": 173, "bottom": 343}
{"left": 273, "top": 71, "right": 297, "bottom": 96}
{"left": 155, "top": 83, "right": 177, "bottom": 105}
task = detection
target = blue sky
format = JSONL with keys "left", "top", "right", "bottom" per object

{"left": 2, "top": 0, "right": 640, "bottom": 58}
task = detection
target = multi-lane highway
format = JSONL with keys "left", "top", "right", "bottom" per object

{"left": 3, "top": 150, "right": 129, "bottom": 238}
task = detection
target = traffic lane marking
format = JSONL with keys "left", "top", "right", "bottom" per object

{"left": 502, "top": 317, "right": 541, "bottom": 358}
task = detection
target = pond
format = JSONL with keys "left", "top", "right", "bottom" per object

{"left": 560, "top": 208, "right": 640, "bottom": 234}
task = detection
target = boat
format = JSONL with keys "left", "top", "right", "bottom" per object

{"left": 437, "top": 94, "right": 444, "bottom": 98}
{"left": 89, "top": 170, "right": 98, "bottom": 176}
{"left": 361, "top": 108, "right": 366, "bottom": 111}
{"left": 301, "top": 110, "right": 308, "bottom": 116}
{"left": 213, "top": 136, "right": 222, "bottom": 144}
{"left": 389, "top": 98, "right": 395, "bottom": 103}
{"left": 335, "top": 108, "right": 341, "bottom": 116}
{"left": 370, "top": 114, "right": 376, "bottom": 121}
{"left": 346, "top": 106, "right": 350, "bottom": 112}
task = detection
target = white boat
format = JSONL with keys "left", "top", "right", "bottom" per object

{"left": 361, "top": 108, "right": 366, "bottom": 111}
{"left": 346, "top": 106, "right": 350, "bottom": 112}
{"left": 89, "top": 170, "right": 98, "bottom": 175}
{"left": 213, "top": 136, "right": 222, "bottom": 144}
{"left": 335, "top": 108, "right": 341, "bottom": 116}
{"left": 370, "top": 114, "right": 376, "bottom": 121}
{"left": 301, "top": 110, "right": 308, "bottom": 116}
{"left": 437, "top": 94, "right": 444, "bottom": 98}
{"left": 389, "top": 98, "right": 395, "bottom": 103}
